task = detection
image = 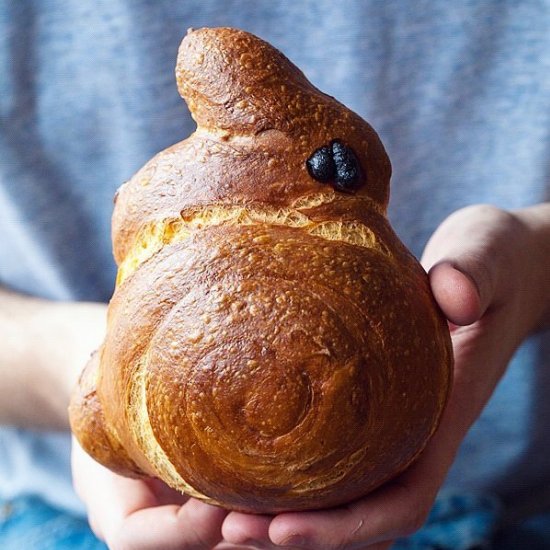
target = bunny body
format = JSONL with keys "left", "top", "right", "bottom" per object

{"left": 70, "top": 28, "right": 452, "bottom": 513}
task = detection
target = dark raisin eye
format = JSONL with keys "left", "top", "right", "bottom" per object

{"left": 331, "top": 140, "right": 362, "bottom": 192}
{"left": 306, "top": 145, "right": 335, "bottom": 183}
{"left": 306, "top": 139, "right": 363, "bottom": 193}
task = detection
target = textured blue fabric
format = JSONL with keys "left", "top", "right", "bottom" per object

{"left": 2, "top": 494, "right": 550, "bottom": 550}
{"left": 394, "top": 492, "right": 550, "bottom": 550}
{"left": 1, "top": 0, "right": 549, "bottom": 546}
{"left": 0, "top": 496, "right": 106, "bottom": 550}
{"left": 394, "top": 492, "right": 501, "bottom": 550}
{"left": 494, "top": 512, "right": 550, "bottom": 550}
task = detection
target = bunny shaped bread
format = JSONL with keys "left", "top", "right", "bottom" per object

{"left": 69, "top": 27, "right": 453, "bottom": 513}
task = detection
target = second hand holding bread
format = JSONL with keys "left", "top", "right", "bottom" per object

{"left": 70, "top": 27, "right": 453, "bottom": 513}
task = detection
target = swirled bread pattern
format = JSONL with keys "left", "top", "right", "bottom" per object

{"left": 69, "top": 27, "right": 453, "bottom": 513}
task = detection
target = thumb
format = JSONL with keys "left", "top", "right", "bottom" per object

{"left": 420, "top": 206, "right": 517, "bottom": 327}
{"left": 428, "top": 261, "right": 493, "bottom": 327}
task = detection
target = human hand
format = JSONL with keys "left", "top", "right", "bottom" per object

{"left": 220, "top": 204, "right": 550, "bottom": 549}
{"left": 73, "top": 436, "right": 296, "bottom": 549}
{"left": 72, "top": 436, "right": 233, "bottom": 549}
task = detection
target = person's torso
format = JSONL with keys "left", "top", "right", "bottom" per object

{"left": 1, "top": 0, "right": 549, "bottom": 517}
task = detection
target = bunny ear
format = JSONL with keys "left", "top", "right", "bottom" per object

{"left": 176, "top": 27, "right": 311, "bottom": 134}
{"left": 176, "top": 27, "right": 391, "bottom": 203}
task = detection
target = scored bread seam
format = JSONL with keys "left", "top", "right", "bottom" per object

{"left": 116, "top": 194, "right": 390, "bottom": 285}
{"left": 127, "top": 355, "right": 217, "bottom": 502}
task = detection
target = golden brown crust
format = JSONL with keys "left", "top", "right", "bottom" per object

{"left": 112, "top": 27, "right": 391, "bottom": 264}
{"left": 70, "top": 27, "right": 452, "bottom": 513}
{"left": 68, "top": 351, "right": 144, "bottom": 478}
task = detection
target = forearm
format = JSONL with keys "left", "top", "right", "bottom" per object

{"left": 514, "top": 202, "right": 550, "bottom": 330}
{"left": 0, "top": 287, "right": 106, "bottom": 430}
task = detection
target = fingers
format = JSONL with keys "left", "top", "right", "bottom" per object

{"left": 421, "top": 204, "right": 529, "bottom": 326}
{"left": 222, "top": 512, "right": 272, "bottom": 546}
{"left": 265, "top": 480, "right": 432, "bottom": 549}
{"left": 428, "top": 262, "right": 484, "bottom": 326}
{"left": 108, "top": 499, "right": 227, "bottom": 550}
{"left": 223, "top": 474, "right": 435, "bottom": 549}
{"left": 73, "top": 440, "right": 228, "bottom": 549}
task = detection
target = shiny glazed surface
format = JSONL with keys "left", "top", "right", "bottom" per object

{"left": 69, "top": 27, "right": 453, "bottom": 513}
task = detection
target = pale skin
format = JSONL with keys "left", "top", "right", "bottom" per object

{"left": 3, "top": 203, "right": 550, "bottom": 549}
